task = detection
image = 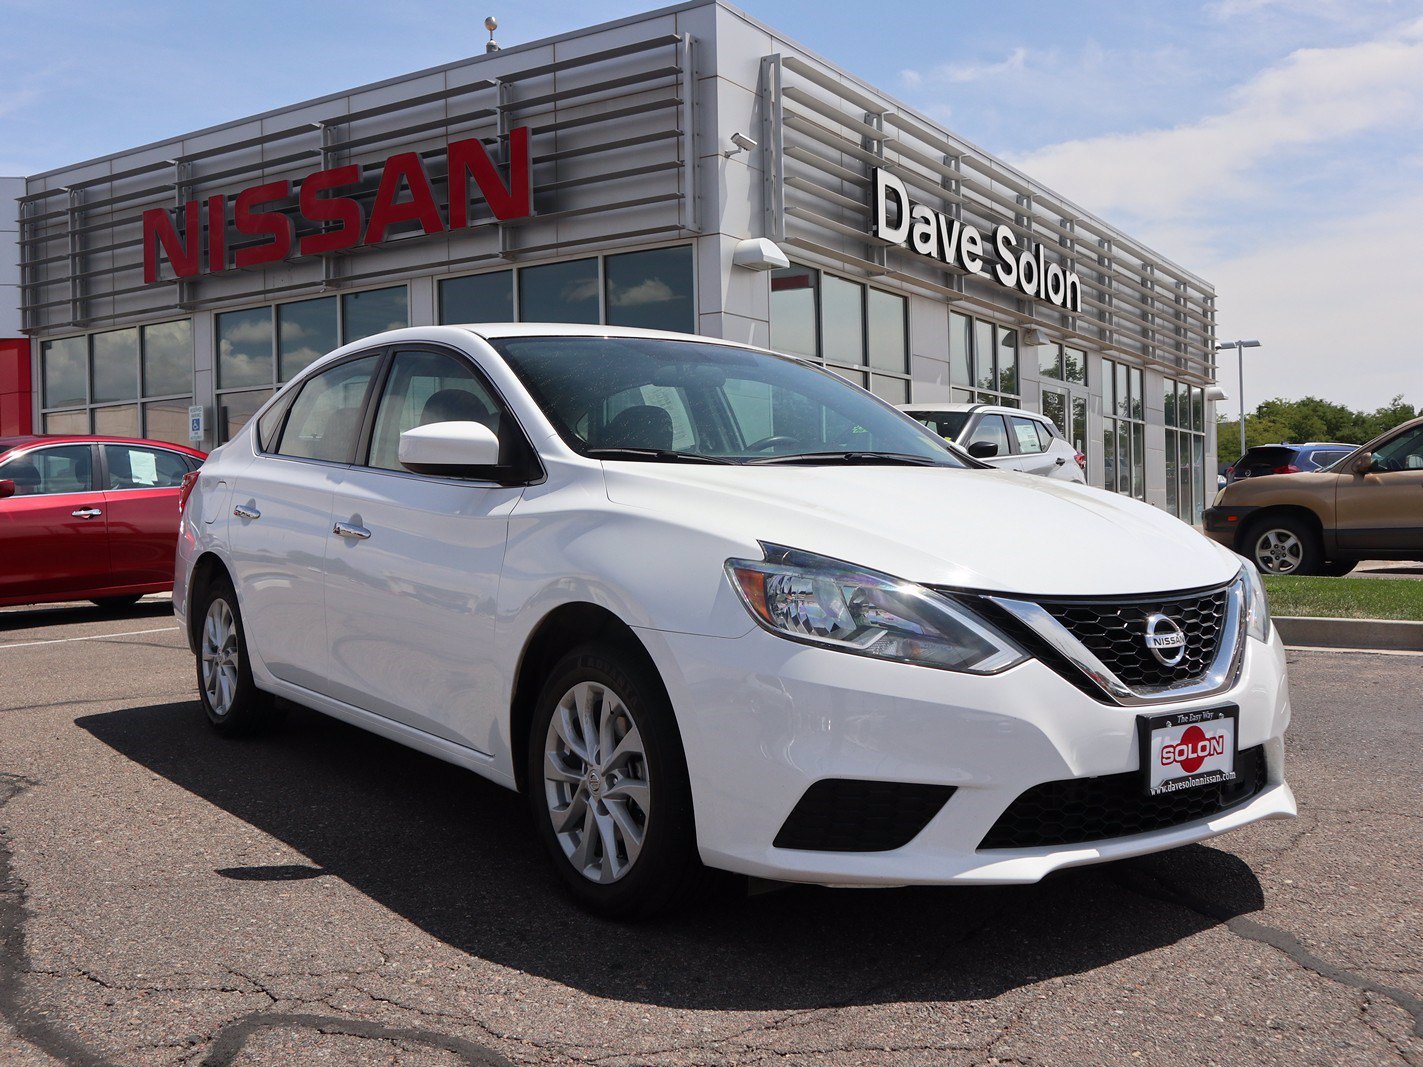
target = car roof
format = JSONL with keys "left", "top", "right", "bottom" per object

{"left": 0, "top": 434, "right": 206, "bottom": 459}
{"left": 1242, "top": 442, "right": 1355, "bottom": 451}
{"left": 899, "top": 403, "right": 1044, "bottom": 420}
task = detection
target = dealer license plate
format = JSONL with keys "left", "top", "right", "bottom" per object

{"left": 1136, "top": 706, "right": 1238, "bottom": 797}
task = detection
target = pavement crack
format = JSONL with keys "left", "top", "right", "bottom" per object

{"left": 0, "top": 773, "right": 118, "bottom": 1067}
{"left": 1110, "top": 865, "right": 1423, "bottom": 1042}
{"left": 199, "top": 1010, "right": 517, "bottom": 1066}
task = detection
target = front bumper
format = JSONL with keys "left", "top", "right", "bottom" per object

{"left": 1202, "top": 505, "right": 1257, "bottom": 547}
{"left": 637, "top": 623, "right": 1293, "bottom": 886}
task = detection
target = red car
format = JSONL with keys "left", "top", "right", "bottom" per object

{"left": 0, "top": 435, "right": 206, "bottom": 609}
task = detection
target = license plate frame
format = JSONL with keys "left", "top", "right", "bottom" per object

{"left": 1136, "top": 705, "right": 1239, "bottom": 797}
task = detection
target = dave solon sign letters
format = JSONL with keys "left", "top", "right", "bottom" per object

{"left": 142, "top": 128, "right": 533, "bottom": 285}
{"left": 871, "top": 169, "right": 1082, "bottom": 313}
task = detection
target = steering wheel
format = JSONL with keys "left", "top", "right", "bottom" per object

{"left": 744, "top": 435, "right": 803, "bottom": 454}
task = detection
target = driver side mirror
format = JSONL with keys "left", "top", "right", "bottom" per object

{"left": 968, "top": 441, "right": 999, "bottom": 459}
{"left": 0, "top": 479, "right": 14, "bottom": 499}
{"left": 1352, "top": 452, "right": 1375, "bottom": 474}
{"left": 398, "top": 421, "right": 500, "bottom": 478}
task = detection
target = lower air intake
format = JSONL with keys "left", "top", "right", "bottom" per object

{"left": 773, "top": 779, "right": 956, "bottom": 852}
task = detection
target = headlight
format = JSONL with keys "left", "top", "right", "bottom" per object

{"left": 1238, "top": 557, "right": 1271, "bottom": 642}
{"left": 725, "top": 544, "right": 1025, "bottom": 673}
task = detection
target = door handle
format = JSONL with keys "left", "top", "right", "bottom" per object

{"left": 233, "top": 504, "right": 261, "bottom": 520}
{"left": 1055, "top": 457, "right": 1067, "bottom": 466}
{"left": 333, "top": 521, "right": 372, "bottom": 541}
{"left": 71, "top": 507, "right": 102, "bottom": 519}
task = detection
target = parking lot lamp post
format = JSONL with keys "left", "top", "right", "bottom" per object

{"left": 1216, "top": 339, "right": 1261, "bottom": 461}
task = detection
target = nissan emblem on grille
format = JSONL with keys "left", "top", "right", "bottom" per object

{"left": 1143, "top": 613, "right": 1187, "bottom": 667}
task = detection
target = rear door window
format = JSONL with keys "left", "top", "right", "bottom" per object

{"left": 104, "top": 445, "right": 192, "bottom": 489}
{"left": 1009, "top": 416, "right": 1046, "bottom": 455}
{"left": 276, "top": 355, "right": 381, "bottom": 463}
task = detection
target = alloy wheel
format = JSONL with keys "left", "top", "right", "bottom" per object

{"left": 201, "top": 598, "right": 240, "bottom": 716}
{"left": 1254, "top": 529, "right": 1303, "bottom": 575}
{"left": 542, "top": 681, "right": 651, "bottom": 884}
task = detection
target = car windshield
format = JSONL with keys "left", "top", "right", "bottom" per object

{"left": 488, "top": 336, "right": 968, "bottom": 466}
{"left": 904, "top": 410, "right": 971, "bottom": 443}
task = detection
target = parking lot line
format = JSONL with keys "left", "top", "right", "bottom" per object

{"left": 0, "top": 626, "right": 180, "bottom": 650}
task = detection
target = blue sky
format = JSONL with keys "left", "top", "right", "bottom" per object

{"left": 3, "top": 0, "right": 1419, "bottom": 410}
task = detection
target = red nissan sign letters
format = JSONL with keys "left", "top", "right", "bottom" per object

{"left": 143, "top": 127, "right": 533, "bottom": 285}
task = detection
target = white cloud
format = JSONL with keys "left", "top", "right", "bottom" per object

{"left": 902, "top": 47, "right": 1028, "bottom": 87}
{"left": 609, "top": 279, "right": 676, "bottom": 308}
{"left": 1206, "top": 191, "right": 1423, "bottom": 409}
{"left": 1011, "top": 15, "right": 1423, "bottom": 219}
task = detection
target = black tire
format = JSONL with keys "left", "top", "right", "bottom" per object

{"left": 1244, "top": 514, "right": 1324, "bottom": 576}
{"left": 92, "top": 594, "right": 142, "bottom": 609}
{"left": 526, "top": 642, "right": 711, "bottom": 918}
{"left": 1319, "top": 559, "right": 1357, "bottom": 577}
{"left": 194, "top": 575, "right": 283, "bottom": 737}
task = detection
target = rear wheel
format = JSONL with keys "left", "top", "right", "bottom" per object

{"left": 1246, "top": 515, "right": 1323, "bottom": 576}
{"left": 195, "top": 576, "right": 283, "bottom": 736}
{"left": 526, "top": 643, "right": 710, "bottom": 918}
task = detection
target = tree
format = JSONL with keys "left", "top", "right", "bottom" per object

{"left": 1216, "top": 395, "right": 1418, "bottom": 465}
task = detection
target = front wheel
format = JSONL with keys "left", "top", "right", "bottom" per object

{"left": 1246, "top": 515, "right": 1323, "bottom": 576}
{"left": 195, "top": 576, "right": 283, "bottom": 737}
{"left": 527, "top": 643, "right": 710, "bottom": 918}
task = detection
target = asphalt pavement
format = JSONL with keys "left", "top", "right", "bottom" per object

{"left": 0, "top": 596, "right": 1419, "bottom": 1066}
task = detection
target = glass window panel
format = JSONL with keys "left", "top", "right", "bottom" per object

{"left": 105, "top": 444, "right": 190, "bottom": 489}
{"left": 1118, "top": 422, "right": 1132, "bottom": 494}
{"left": 968, "top": 413, "right": 1011, "bottom": 456}
{"left": 1131, "top": 422, "right": 1145, "bottom": 499}
{"left": 974, "top": 320, "right": 996, "bottom": 392}
{"left": 998, "top": 329, "right": 1019, "bottom": 397}
{"left": 1072, "top": 396, "right": 1087, "bottom": 461}
{"left": 218, "top": 308, "right": 274, "bottom": 390}
{"left": 43, "top": 409, "right": 88, "bottom": 434}
{"left": 141, "top": 320, "right": 192, "bottom": 398}
{"left": 1064, "top": 347, "right": 1087, "bottom": 385}
{"left": 866, "top": 289, "right": 907, "bottom": 372}
{"left": 949, "top": 312, "right": 972, "bottom": 387}
{"left": 605, "top": 247, "right": 695, "bottom": 333}
{"left": 1165, "top": 429, "right": 1179, "bottom": 515}
{"left": 93, "top": 404, "right": 139, "bottom": 438}
{"left": 1041, "top": 389, "right": 1066, "bottom": 439}
{"left": 279, "top": 296, "right": 339, "bottom": 382}
{"left": 368, "top": 348, "right": 505, "bottom": 473}
{"left": 1190, "top": 386, "right": 1204, "bottom": 433}
{"left": 342, "top": 286, "right": 408, "bottom": 342}
{"left": 724, "top": 379, "right": 775, "bottom": 446}
{"left": 1040, "top": 343, "right": 1062, "bottom": 381}
{"left": 821, "top": 276, "right": 865, "bottom": 368}
{"left": 218, "top": 389, "right": 272, "bottom": 443}
{"left": 42, "top": 337, "right": 87, "bottom": 408}
{"left": 519, "top": 260, "right": 599, "bottom": 325}
{"left": 91, "top": 328, "right": 139, "bottom": 403}
{"left": 951, "top": 387, "right": 975, "bottom": 403}
{"left": 1164, "top": 380, "right": 1178, "bottom": 428}
{"left": 1010, "top": 415, "right": 1045, "bottom": 454}
{"left": 277, "top": 356, "right": 380, "bottom": 463}
{"left": 1102, "top": 418, "right": 1117, "bottom": 492}
{"left": 997, "top": 395, "right": 1020, "bottom": 409}
{"left": 770, "top": 266, "right": 818, "bottom": 357}
{"left": 1, "top": 443, "right": 92, "bottom": 495}
{"left": 440, "top": 271, "right": 514, "bottom": 324}
{"left": 870, "top": 374, "right": 908, "bottom": 405}
{"left": 1191, "top": 436, "right": 1205, "bottom": 523}
{"left": 1115, "top": 361, "right": 1130, "bottom": 418}
{"left": 143, "top": 398, "right": 193, "bottom": 446}
{"left": 1130, "top": 367, "right": 1144, "bottom": 420}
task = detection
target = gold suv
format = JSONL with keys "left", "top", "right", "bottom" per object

{"left": 1204, "top": 416, "right": 1423, "bottom": 575}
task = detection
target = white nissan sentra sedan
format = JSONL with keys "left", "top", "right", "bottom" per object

{"left": 175, "top": 324, "right": 1295, "bottom": 916}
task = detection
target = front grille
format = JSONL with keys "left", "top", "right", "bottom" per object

{"left": 773, "top": 779, "right": 956, "bottom": 852}
{"left": 1038, "top": 586, "right": 1232, "bottom": 690}
{"left": 979, "top": 745, "right": 1268, "bottom": 850}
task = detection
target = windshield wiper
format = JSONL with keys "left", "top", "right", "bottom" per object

{"left": 583, "top": 447, "right": 736, "bottom": 465}
{"left": 746, "top": 451, "right": 945, "bottom": 467}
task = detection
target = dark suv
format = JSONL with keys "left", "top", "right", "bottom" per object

{"left": 1226, "top": 442, "right": 1354, "bottom": 483}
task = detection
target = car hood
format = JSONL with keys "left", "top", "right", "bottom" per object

{"left": 602, "top": 464, "right": 1240, "bottom": 596}
{"left": 1220, "top": 470, "right": 1335, "bottom": 504}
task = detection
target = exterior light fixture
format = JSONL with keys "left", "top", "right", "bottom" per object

{"left": 1215, "top": 339, "right": 1262, "bottom": 459}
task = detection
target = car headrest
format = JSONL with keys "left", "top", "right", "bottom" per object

{"left": 5, "top": 460, "right": 41, "bottom": 490}
{"left": 600, "top": 405, "right": 675, "bottom": 451}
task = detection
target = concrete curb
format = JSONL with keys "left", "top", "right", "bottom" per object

{"left": 1274, "top": 616, "right": 1423, "bottom": 652}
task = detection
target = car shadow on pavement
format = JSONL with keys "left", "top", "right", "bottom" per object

{"left": 78, "top": 700, "right": 1267, "bottom": 1012}
{"left": 0, "top": 598, "right": 173, "bottom": 633}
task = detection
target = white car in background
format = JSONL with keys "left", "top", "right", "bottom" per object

{"left": 901, "top": 403, "right": 1086, "bottom": 483}
{"left": 175, "top": 325, "right": 1293, "bottom": 917}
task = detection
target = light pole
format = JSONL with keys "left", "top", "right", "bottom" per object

{"left": 1216, "top": 339, "right": 1261, "bottom": 461}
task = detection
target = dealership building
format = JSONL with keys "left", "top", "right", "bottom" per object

{"left": 5, "top": 0, "right": 1219, "bottom": 522}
